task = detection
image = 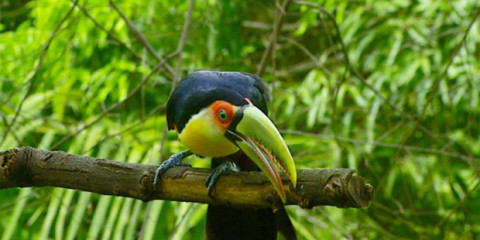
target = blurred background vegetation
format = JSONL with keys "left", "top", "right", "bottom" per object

{"left": 1, "top": 0, "right": 480, "bottom": 239}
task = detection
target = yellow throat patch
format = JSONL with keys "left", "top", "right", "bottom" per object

{"left": 178, "top": 108, "right": 238, "bottom": 157}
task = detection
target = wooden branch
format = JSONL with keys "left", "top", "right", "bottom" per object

{"left": 0, "top": 147, "right": 374, "bottom": 208}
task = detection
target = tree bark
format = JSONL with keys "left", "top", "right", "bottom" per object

{"left": 0, "top": 147, "right": 373, "bottom": 208}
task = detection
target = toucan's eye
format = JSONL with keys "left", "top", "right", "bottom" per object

{"left": 211, "top": 100, "right": 234, "bottom": 127}
{"left": 218, "top": 109, "right": 228, "bottom": 122}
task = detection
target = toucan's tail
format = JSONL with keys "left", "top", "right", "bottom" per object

{"left": 206, "top": 155, "right": 297, "bottom": 240}
{"left": 206, "top": 205, "right": 276, "bottom": 240}
{"left": 206, "top": 204, "right": 296, "bottom": 240}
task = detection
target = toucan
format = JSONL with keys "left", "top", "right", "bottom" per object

{"left": 154, "top": 71, "right": 297, "bottom": 240}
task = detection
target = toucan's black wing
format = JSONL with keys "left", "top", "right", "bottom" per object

{"left": 167, "top": 71, "right": 270, "bottom": 132}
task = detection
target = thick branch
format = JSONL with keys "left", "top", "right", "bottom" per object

{"left": 0, "top": 147, "right": 373, "bottom": 208}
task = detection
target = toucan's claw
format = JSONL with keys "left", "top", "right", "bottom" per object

{"left": 206, "top": 161, "right": 240, "bottom": 198}
{"left": 153, "top": 150, "right": 193, "bottom": 189}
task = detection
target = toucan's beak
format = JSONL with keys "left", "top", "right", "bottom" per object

{"left": 226, "top": 105, "right": 297, "bottom": 203}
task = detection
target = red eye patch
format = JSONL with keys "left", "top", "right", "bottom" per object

{"left": 210, "top": 100, "right": 234, "bottom": 129}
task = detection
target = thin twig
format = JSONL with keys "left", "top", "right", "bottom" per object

{"left": 256, "top": 0, "right": 292, "bottom": 77}
{"left": 154, "top": 0, "right": 195, "bottom": 162}
{"left": 108, "top": 0, "right": 175, "bottom": 77}
{"left": 81, "top": 103, "right": 166, "bottom": 155}
{"left": 50, "top": 60, "right": 168, "bottom": 150}
{"left": 293, "top": 0, "right": 414, "bottom": 121}
{"left": 169, "top": 203, "right": 194, "bottom": 240}
{"left": 270, "top": 0, "right": 281, "bottom": 122}
{"left": 394, "top": 7, "right": 480, "bottom": 159}
{"left": 140, "top": 0, "right": 195, "bottom": 237}
{"left": 0, "top": 0, "right": 79, "bottom": 147}
{"left": 281, "top": 129, "right": 480, "bottom": 163}
{"left": 282, "top": 37, "right": 331, "bottom": 75}
{"left": 291, "top": 0, "right": 358, "bottom": 153}
{"left": 433, "top": 180, "right": 480, "bottom": 231}
{"left": 292, "top": 0, "right": 466, "bottom": 170}
{"left": 172, "top": 0, "right": 195, "bottom": 84}
{"left": 75, "top": 3, "right": 151, "bottom": 66}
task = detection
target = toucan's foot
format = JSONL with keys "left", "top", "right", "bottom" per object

{"left": 206, "top": 161, "right": 240, "bottom": 198}
{"left": 153, "top": 150, "right": 192, "bottom": 189}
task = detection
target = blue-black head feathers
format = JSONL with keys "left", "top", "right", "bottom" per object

{"left": 167, "top": 71, "right": 270, "bottom": 132}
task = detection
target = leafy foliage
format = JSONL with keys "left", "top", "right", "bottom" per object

{"left": 1, "top": 0, "right": 479, "bottom": 239}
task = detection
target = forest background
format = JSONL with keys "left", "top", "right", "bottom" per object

{"left": 1, "top": 0, "right": 479, "bottom": 239}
